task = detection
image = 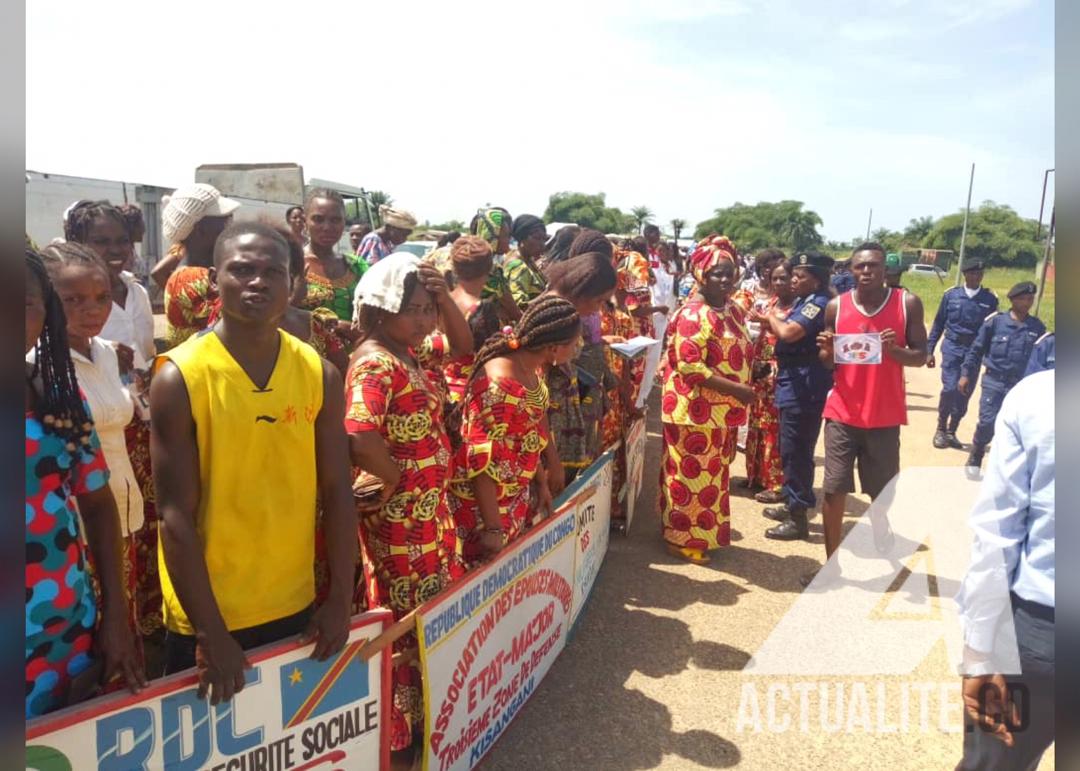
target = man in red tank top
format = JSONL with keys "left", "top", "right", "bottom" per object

{"left": 807, "top": 243, "right": 928, "bottom": 587}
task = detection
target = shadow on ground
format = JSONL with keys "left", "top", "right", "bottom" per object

{"left": 483, "top": 394, "right": 744, "bottom": 770}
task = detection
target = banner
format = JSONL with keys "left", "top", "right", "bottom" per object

{"left": 565, "top": 452, "right": 613, "bottom": 628}
{"left": 622, "top": 418, "right": 647, "bottom": 534}
{"left": 26, "top": 610, "right": 393, "bottom": 771}
{"left": 416, "top": 508, "right": 578, "bottom": 771}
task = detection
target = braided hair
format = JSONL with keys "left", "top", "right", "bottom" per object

{"left": 26, "top": 247, "right": 94, "bottom": 450}
{"left": 304, "top": 187, "right": 347, "bottom": 215}
{"left": 116, "top": 203, "right": 145, "bottom": 240}
{"left": 543, "top": 252, "right": 617, "bottom": 302}
{"left": 447, "top": 295, "right": 581, "bottom": 438}
{"left": 64, "top": 199, "right": 128, "bottom": 244}
{"left": 568, "top": 229, "right": 614, "bottom": 262}
{"left": 541, "top": 225, "right": 581, "bottom": 267}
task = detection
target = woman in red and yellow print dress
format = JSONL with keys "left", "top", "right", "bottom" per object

{"left": 450, "top": 375, "right": 550, "bottom": 565}
{"left": 347, "top": 255, "right": 470, "bottom": 753}
{"left": 745, "top": 261, "right": 796, "bottom": 500}
{"left": 615, "top": 246, "right": 655, "bottom": 403}
{"left": 659, "top": 236, "right": 757, "bottom": 563}
{"left": 448, "top": 296, "right": 580, "bottom": 565}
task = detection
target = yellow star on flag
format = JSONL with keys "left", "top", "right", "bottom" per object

{"left": 289, "top": 667, "right": 303, "bottom": 685}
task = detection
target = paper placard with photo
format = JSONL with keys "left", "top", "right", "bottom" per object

{"left": 834, "top": 332, "right": 882, "bottom": 364}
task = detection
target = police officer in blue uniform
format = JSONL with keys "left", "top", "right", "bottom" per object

{"left": 1025, "top": 331, "right": 1055, "bottom": 376}
{"left": 961, "top": 281, "right": 1045, "bottom": 467}
{"left": 925, "top": 258, "right": 998, "bottom": 449}
{"left": 749, "top": 250, "right": 834, "bottom": 540}
{"left": 831, "top": 258, "right": 855, "bottom": 294}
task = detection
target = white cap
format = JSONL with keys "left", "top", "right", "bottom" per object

{"left": 161, "top": 183, "right": 241, "bottom": 245}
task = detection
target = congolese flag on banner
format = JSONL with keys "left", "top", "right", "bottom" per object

{"left": 279, "top": 640, "right": 370, "bottom": 729}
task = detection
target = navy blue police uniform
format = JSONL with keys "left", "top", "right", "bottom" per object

{"left": 962, "top": 282, "right": 1045, "bottom": 466}
{"left": 765, "top": 251, "right": 834, "bottom": 539}
{"left": 1024, "top": 331, "right": 1054, "bottom": 377}
{"left": 831, "top": 268, "right": 855, "bottom": 295}
{"left": 926, "top": 259, "right": 998, "bottom": 447}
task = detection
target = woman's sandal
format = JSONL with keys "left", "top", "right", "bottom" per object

{"left": 754, "top": 489, "right": 785, "bottom": 504}
{"left": 667, "top": 544, "right": 711, "bottom": 564}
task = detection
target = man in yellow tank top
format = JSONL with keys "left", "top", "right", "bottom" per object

{"left": 150, "top": 221, "right": 357, "bottom": 704}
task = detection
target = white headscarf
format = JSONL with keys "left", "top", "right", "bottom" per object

{"left": 353, "top": 252, "right": 421, "bottom": 321}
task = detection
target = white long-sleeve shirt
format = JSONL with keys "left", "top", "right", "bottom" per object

{"left": 956, "top": 369, "right": 1054, "bottom": 654}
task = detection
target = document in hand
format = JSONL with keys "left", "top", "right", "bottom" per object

{"left": 610, "top": 336, "right": 659, "bottom": 359}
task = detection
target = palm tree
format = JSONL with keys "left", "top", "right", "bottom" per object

{"left": 781, "top": 210, "right": 824, "bottom": 252}
{"left": 630, "top": 206, "right": 654, "bottom": 233}
{"left": 902, "top": 215, "right": 935, "bottom": 246}
{"left": 669, "top": 218, "right": 687, "bottom": 245}
{"left": 366, "top": 190, "right": 394, "bottom": 227}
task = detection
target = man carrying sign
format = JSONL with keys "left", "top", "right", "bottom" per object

{"left": 810, "top": 243, "right": 927, "bottom": 586}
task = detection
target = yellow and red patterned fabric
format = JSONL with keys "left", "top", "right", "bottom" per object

{"left": 343, "top": 349, "right": 462, "bottom": 750}
{"left": 449, "top": 374, "right": 549, "bottom": 566}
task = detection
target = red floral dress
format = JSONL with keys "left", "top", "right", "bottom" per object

{"left": 163, "top": 246, "right": 219, "bottom": 349}
{"left": 617, "top": 249, "right": 654, "bottom": 402}
{"left": 745, "top": 297, "right": 791, "bottom": 492}
{"left": 449, "top": 374, "right": 549, "bottom": 566}
{"left": 658, "top": 299, "right": 754, "bottom": 551}
{"left": 344, "top": 350, "right": 461, "bottom": 750}
{"left": 600, "top": 305, "right": 637, "bottom": 519}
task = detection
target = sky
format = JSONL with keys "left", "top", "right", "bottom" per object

{"left": 25, "top": 0, "right": 1054, "bottom": 240}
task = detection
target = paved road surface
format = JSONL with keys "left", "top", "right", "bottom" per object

{"left": 483, "top": 363, "right": 1054, "bottom": 770}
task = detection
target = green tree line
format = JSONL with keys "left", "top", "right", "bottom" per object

{"left": 360, "top": 190, "right": 1047, "bottom": 268}
{"left": 693, "top": 199, "right": 1043, "bottom": 267}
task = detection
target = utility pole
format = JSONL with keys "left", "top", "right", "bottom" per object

{"left": 865, "top": 208, "right": 872, "bottom": 241}
{"left": 954, "top": 163, "right": 975, "bottom": 287}
{"left": 1034, "top": 206, "right": 1054, "bottom": 318}
{"left": 1035, "top": 168, "right": 1054, "bottom": 240}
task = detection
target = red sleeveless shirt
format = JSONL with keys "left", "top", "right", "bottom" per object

{"left": 823, "top": 288, "right": 909, "bottom": 428}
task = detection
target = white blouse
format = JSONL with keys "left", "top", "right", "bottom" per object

{"left": 70, "top": 338, "right": 145, "bottom": 535}
{"left": 99, "top": 271, "right": 156, "bottom": 362}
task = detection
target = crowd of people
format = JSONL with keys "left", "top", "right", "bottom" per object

{"left": 24, "top": 182, "right": 1054, "bottom": 764}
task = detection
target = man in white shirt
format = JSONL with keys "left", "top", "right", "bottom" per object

{"left": 955, "top": 369, "right": 1054, "bottom": 770}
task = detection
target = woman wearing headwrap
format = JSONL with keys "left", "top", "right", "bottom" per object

{"left": 469, "top": 207, "right": 521, "bottom": 322}
{"left": 614, "top": 242, "right": 661, "bottom": 404}
{"left": 503, "top": 214, "right": 549, "bottom": 308}
{"left": 658, "top": 235, "right": 756, "bottom": 564}
{"left": 345, "top": 253, "right": 469, "bottom": 753}
{"left": 432, "top": 235, "right": 503, "bottom": 404}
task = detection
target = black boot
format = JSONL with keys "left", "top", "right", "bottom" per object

{"left": 762, "top": 503, "right": 790, "bottom": 521}
{"left": 932, "top": 429, "right": 949, "bottom": 449}
{"left": 965, "top": 443, "right": 986, "bottom": 468}
{"left": 946, "top": 417, "right": 964, "bottom": 449}
{"left": 766, "top": 510, "right": 809, "bottom": 540}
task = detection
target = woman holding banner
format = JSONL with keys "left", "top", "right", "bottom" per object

{"left": 658, "top": 236, "right": 756, "bottom": 564}
{"left": 448, "top": 296, "right": 581, "bottom": 565}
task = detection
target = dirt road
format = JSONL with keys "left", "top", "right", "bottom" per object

{"left": 483, "top": 363, "right": 1054, "bottom": 770}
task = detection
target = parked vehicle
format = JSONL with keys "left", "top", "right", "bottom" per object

{"left": 908, "top": 263, "right": 948, "bottom": 278}
{"left": 394, "top": 241, "right": 436, "bottom": 258}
